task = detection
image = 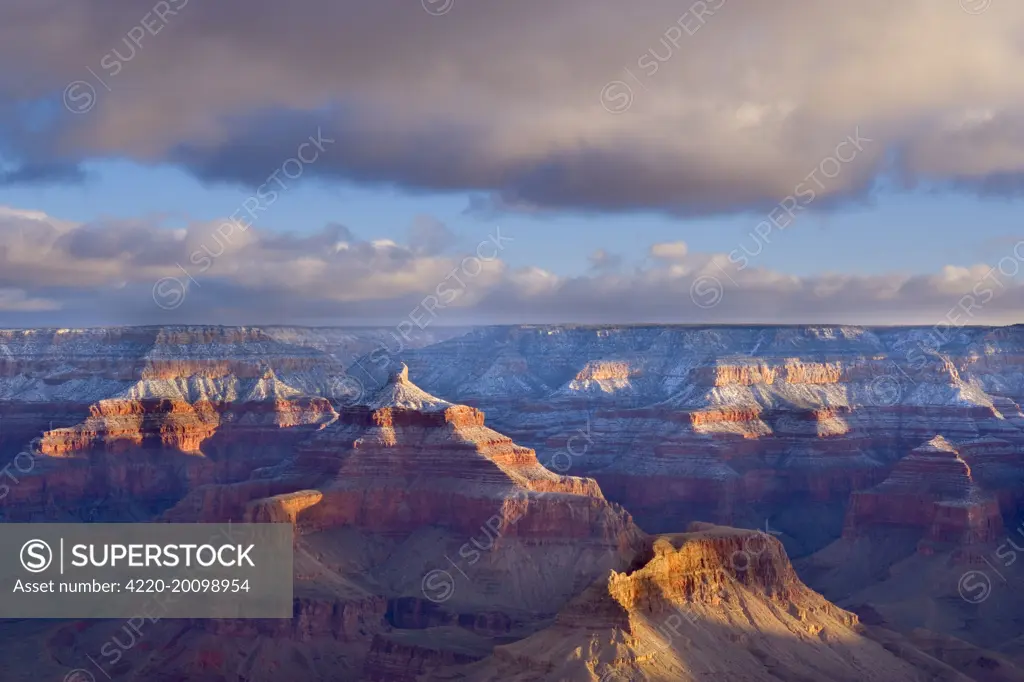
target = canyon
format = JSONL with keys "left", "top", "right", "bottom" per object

{"left": 2, "top": 323, "right": 1024, "bottom": 680}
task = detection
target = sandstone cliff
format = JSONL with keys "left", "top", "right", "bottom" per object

{"left": 433, "top": 523, "right": 966, "bottom": 681}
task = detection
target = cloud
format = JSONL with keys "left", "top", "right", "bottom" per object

{"left": 0, "top": 1, "right": 1022, "bottom": 216}
{"left": 650, "top": 242, "right": 689, "bottom": 261}
{"left": 0, "top": 162, "right": 88, "bottom": 186}
{"left": 0, "top": 205, "right": 1021, "bottom": 327}
{"left": 0, "top": 288, "right": 60, "bottom": 312}
{"left": 408, "top": 215, "right": 457, "bottom": 256}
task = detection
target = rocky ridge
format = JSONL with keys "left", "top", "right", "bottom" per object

{"left": 157, "top": 364, "right": 647, "bottom": 680}
{"left": 436, "top": 523, "right": 966, "bottom": 681}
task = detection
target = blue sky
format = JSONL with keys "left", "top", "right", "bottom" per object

{"left": 1, "top": 159, "right": 1016, "bottom": 278}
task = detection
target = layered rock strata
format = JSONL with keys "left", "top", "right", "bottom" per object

{"left": 161, "top": 365, "right": 648, "bottom": 680}
{"left": 844, "top": 436, "right": 1003, "bottom": 548}
{"left": 356, "top": 325, "right": 1024, "bottom": 550}
{"left": 432, "top": 524, "right": 955, "bottom": 681}
{"left": 0, "top": 327, "right": 349, "bottom": 518}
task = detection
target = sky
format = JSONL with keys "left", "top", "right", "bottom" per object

{"left": 0, "top": 0, "right": 1022, "bottom": 327}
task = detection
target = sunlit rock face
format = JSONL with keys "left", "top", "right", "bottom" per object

{"left": 426, "top": 524, "right": 935, "bottom": 682}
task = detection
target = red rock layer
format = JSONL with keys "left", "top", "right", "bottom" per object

{"left": 40, "top": 396, "right": 334, "bottom": 457}
{"left": 519, "top": 391, "right": 1012, "bottom": 538}
{"left": 0, "top": 454, "right": 210, "bottom": 521}
{"left": 958, "top": 436, "right": 1024, "bottom": 516}
{"left": 40, "top": 399, "right": 220, "bottom": 455}
{"left": 1, "top": 395, "right": 335, "bottom": 519}
{"left": 167, "top": 367, "right": 644, "bottom": 564}
{"left": 585, "top": 404, "right": 889, "bottom": 534}
{"left": 844, "top": 436, "right": 1003, "bottom": 547}
{"left": 163, "top": 478, "right": 308, "bottom": 523}
{"left": 257, "top": 367, "right": 641, "bottom": 551}
{"left": 296, "top": 402, "right": 625, "bottom": 543}
{"left": 694, "top": 359, "right": 847, "bottom": 387}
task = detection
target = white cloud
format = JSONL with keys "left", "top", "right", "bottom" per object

{"left": 0, "top": 207, "right": 1020, "bottom": 327}
{"left": 650, "top": 242, "right": 689, "bottom": 261}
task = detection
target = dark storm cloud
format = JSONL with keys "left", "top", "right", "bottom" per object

{"left": 0, "top": 162, "right": 87, "bottom": 186}
{"left": 0, "top": 0, "right": 1021, "bottom": 215}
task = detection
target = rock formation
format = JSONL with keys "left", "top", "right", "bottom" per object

{"left": 433, "top": 524, "right": 967, "bottom": 681}
{"left": 290, "top": 365, "right": 631, "bottom": 543}
{"left": 158, "top": 363, "right": 648, "bottom": 680}
{"left": 0, "top": 327, "right": 350, "bottom": 519}
{"left": 844, "top": 436, "right": 1004, "bottom": 548}
{"left": 2, "top": 323, "right": 1024, "bottom": 680}
{"left": 356, "top": 325, "right": 1024, "bottom": 553}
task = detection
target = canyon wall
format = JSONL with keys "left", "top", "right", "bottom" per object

{"left": 358, "top": 325, "right": 1024, "bottom": 551}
